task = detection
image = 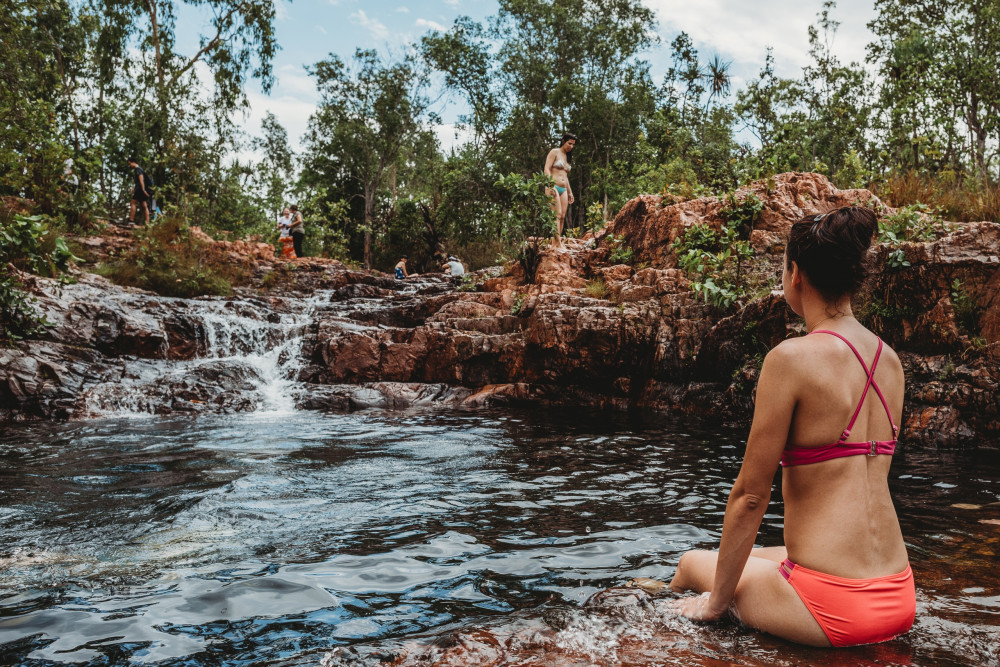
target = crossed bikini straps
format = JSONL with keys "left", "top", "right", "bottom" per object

{"left": 780, "top": 330, "right": 900, "bottom": 467}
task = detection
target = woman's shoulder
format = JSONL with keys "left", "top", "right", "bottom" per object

{"left": 763, "top": 334, "right": 842, "bottom": 376}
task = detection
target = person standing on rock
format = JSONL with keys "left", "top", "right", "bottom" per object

{"left": 277, "top": 208, "right": 296, "bottom": 259}
{"left": 126, "top": 157, "right": 152, "bottom": 226}
{"left": 288, "top": 205, "right": 305, "bottom": 258}
{"left": 543, "top": 132, "right": 576, "bottom": 248}
{"left": 668, "top": 207, "right": 914, "bottom": 648}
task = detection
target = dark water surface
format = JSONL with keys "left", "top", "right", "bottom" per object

{"left": 0, "top": 409, "right": 997, "bottom": 666}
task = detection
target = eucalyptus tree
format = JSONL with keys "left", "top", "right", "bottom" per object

{"left": 869, "top": 0, "right": 1000, "bottom": 179}
{"left": 78, "top": 0, "right": 279, "bottom": 217}
{"left": 734, "top": 2, "right": 869, "bottom": 180}
{"left": 0, "top": 0, "right": 91, "bottom": 206}
{"left": 302, "top": 49, "right": 435, "bottom": 268}
{"left": 252, "top": 112, "right": 293, "bottom": 221}
{"left": 423, "top": 0, "right": 659, "bottom": 228}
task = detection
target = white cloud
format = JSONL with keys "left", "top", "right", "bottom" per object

{"left": 275, "top": 0, "right": 290, "bottom": 21}
{"left": 443, "top": 0, "right": 460, "bottom": 6}
{"left": 642, "top": 0, "right": 876, "bottom": 79}
{"left": 396, "top": 6, "right": 410, "bottom": 13}
{"left": 316, "top": 25, "right": 328, "bottom": 35}
{"left": 433, "top": 123, "right": 474, "bottom": 155}
{"left": 350, "top": 9, "right": 389, "bottom": 40}
{"left": 416, "top": 18, "right": 446, "bottom": 32}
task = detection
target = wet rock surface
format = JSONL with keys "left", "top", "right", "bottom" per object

{"left": 2, "top": 173, "right": 998, "bottom": 446}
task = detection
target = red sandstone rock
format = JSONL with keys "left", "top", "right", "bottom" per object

{"left": 610, "top": 172, "right": 888, "bottom": 268}
{"left": 4, "top": 174, "right": 998, "bottom": 447}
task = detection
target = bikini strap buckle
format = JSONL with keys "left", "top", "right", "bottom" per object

{"left": 869, "top": 440, "right": 878, "bottom": 456}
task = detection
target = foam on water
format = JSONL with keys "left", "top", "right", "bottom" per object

{"left": 79, "top": 290, "right": 329, "bottom": 418}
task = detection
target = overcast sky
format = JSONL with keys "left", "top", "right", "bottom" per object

{"left": 181, "top": 0, "right": 880, "bottom": 154}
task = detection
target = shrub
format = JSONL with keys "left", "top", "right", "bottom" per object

{"left": 719, "top": 190, "right": 764, "bottom": 237}
{"left": 0, "top": 211, "right": 78, "bottom": 345}
{"left": 671, "top": 219, "right": 753, "bottom": 309}
{"left": 586, "top": 202, "right": 606, "bottom": 235}
{"left": 0, "top": 274, "right": 49, "bottom": 344}
{"left": 951, "top": 279, "right": 981, "bottom": 336}
{"left": 96, "top": 216, "right": 247, "bottom": 298}
{"left": 606, "top": 234, "right": 634, "bottom": 264}
{"left": 494, "top": 172, "right": 557, "bottom": 283}
{"left": 833, "top": 150, "right": 871, "bottom": 190}
{"left": 879, "top": 203, "right": 943, "bottom": 243}
{"left": 510, "top": 292, "right": 525, "bottom": 315}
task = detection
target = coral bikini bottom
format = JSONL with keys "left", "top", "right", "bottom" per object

{"left": 779, "top": 558, "right": 916, "bottom": 647}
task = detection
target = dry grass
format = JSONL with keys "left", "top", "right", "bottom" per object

{"left": 874, "top": 171, "right": 1000, "bottom": 222}
{"left": 585, "top": 278, "right": 609, "bottom": 300}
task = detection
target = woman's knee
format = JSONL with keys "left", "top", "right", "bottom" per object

{"left": 671, "top": 549, "right": 716, "bottom": 591}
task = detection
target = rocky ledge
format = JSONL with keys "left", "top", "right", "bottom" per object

{"left": 2, "top": 173, "right": 998, "bottom": 447}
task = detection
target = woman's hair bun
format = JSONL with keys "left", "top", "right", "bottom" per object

{"left": 787, "top": 206, "right": 878, "bottom": 301}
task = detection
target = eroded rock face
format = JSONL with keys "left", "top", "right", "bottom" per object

{"left": 610, "top": 172, "right": 886, "bottom": 267}
{"left": 2, "top": 174, "right": 998, "bottom": 446}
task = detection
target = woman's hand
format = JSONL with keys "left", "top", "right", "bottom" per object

{"left": 568, "top": 193, "right": 575, "bottom": 204}
{"left": 669, "top": 592, "right": 727, "bottom": 622}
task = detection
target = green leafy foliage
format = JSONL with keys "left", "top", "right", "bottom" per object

{"left": 879, "top": 203, "right": 943, "bottom": 243}
{"left": 0, "top": 212, "right": 80, "bottom": 344}
{"left": 0, "top": 274, "right": 49, "bottom": 345}
{"left": 510, "top": 292, "right": 525, "bottom": 316}
{"left": 951, "top": 279, "right": 982, "bottom": 336}
{"left": 671, "top": 217, "right": 753, "bottom": 309}
{"left": 494, "top": 172, "right": 558, "bottom": 282}
{"left": 605, "top": 234, "right": 635, "bottom": 265}
{"left": 719, "top": 191, "right": 764, "bottom": 235}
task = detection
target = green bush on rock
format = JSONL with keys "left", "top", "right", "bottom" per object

{"left": 95, "top": 217, "right": 247, "bottom": 299}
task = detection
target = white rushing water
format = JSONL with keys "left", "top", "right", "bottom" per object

{"left": 79, "top": 291, "right": 331, "bottom": 418}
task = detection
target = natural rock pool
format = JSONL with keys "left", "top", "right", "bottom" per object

{"left": 0, "top": 409, "right": 997, "bottom": 665}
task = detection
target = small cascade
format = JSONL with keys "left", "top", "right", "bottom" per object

{"left": 80, "top": 291, "right": 329, "bottom": 418}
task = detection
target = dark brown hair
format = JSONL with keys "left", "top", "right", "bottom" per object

{"left": 786, "top": 206, "right": 878, "bottom": 301}
{"left": 560, "top": 132, "right": 577, "bottom": 146}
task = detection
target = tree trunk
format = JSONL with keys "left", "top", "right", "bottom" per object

{"left": 363, "top": 185, "right": 374, "bottom": 269}
{"left": 146, "top": 0, "right": 168, "bottom": 151}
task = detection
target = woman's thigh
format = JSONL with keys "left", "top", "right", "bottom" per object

{"left": 670, "top": 549, "right": 828, "bottom": 647}
{"left": 557, "top": 191, "right": 568, "bottom": 217}
{"left": 732, "top": 555, "right": 829, "bottom": 646}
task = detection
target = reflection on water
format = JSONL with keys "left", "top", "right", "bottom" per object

{"left": 0, "top": 409, "right": 997, "bottom": 665}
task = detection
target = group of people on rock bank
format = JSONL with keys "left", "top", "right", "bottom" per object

{"left": 276, "top": 206, "right": 306, "bottom": 258}
{"left": 273, "top": 206, "right": 466, "bottom": 281}
{"left": 393, "top": 254, "right": 466, "bottom": 280}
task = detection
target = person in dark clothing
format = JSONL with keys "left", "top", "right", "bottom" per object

{"left": 288, "top": 204, "right": 306, "bottom": 258}
{"left": 127, "top": 157, "right": 151, "bottom": 225}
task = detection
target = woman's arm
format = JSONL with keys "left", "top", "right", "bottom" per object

{"left": 690, "top": 343, "right": 799, "bottom": 619}
{"left": 543, "top": 150, "right": 555, "bottom": 177}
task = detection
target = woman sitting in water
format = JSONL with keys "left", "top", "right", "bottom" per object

{"left": 543, "top": 132, "right": 576, "bottom": 247}
{"left": 669, "top": 206, "right": 914, "bottom": 647}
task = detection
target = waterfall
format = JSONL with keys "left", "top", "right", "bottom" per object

{"left": 79, "top": 291, "right": 329, "bottom": 418}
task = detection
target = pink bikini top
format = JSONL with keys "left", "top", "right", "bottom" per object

{"left": 781, "top": 330, "right": 899, "bottom": 467}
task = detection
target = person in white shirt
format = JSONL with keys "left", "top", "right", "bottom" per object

{"left": 442, "top": 255, "right": 465, "bottom": 277}
{"left": 277, "top": 208, "right": 296, "bottom": 258}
